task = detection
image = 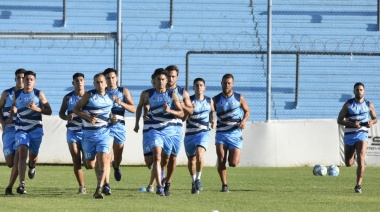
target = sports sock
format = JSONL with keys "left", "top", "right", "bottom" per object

{"left": 161, "top": 169, "right": 165, "bottom": 180}
{"left": 196, "top": 172, "right": 202, "bottom": 180}
{"left": 191, "top": 174, "right": 196, "bottom": 182}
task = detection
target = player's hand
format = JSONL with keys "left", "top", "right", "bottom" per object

{"left": 238, "top": 121, "right": 246, "bottom": 129}
{"left": 0, "top": 121, "right": 6, "bottom": 130}
{"left": 354, "top": 121, "right": 361, "bottom": 128}
{"left": 367, "top": 120, "right": 373, "bottom": 128}
{"left": 133, "top": 125, "right": 139, "bottom": 133}
{"left": 113, "top": 95, "right": 121, "bottom": 105}
{"left": 163, "top": 104, "right": 171, "bottom": 113}
{"left": 210, "top": 120, "right": 215, "bottom": 129}
{"left": 110, "top": 114, "right": 118, "bottom": 124}
{"left": 89, "top": 115, "right": 97, "bottom": 125}
{"left": 67, "top": 113, "right": 74, "bottom": 121}
{"left": 27, "top": 101, "right": 38, "bottom": 111}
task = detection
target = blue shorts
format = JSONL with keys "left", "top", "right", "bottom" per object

{"left": 15, "top": 128, "right": 44, "bottom": 155}
{"left": 109, "top": 123, "right": 126, "bottom": 145}
{"left": 142, "top": 131, "right": 152, "bottom": 155}
{"left": 215, "top": 129, "right": 243, "bottom": 149}
{"left": 66, "top": 129, "right": 83, "bottom": 145}
{"left": 344, "top": 131, "right": 368, "bottom": 146}
{"left": 2, "top": 127, "right": 16, "bottom": 158}
{"left": 184, "top": 131, "right": 210, "bottom": 157}
{"left": 149, "top": 128, "right": 181, "bottom": 156}
{"left": 82, "top": 127, "right": 111, "bottom": 160}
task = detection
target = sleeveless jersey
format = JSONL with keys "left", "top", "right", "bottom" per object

{"left": 213, "top": 92, "right": 244, "bottom": 132}
{"left": 2, "top": 87, "right": 17, "bottom": 129}
{"left": 344, "top": 98, "right": 370, "bottom": 135}
{"left": 81, "top": 89, "right": 113, "bottom": 130}
{"left": 106, "top": 87, "right": 126, "bottom": 124}
{"left": 147, "top": 89, "right": 178, "bottom": 131}
{"left": 142, "top": 88, "right": 155, "bottom": 134}
{"left": 64, "top": 91, "right": 83, "bottom": 132}
{"left": 185, "top": 95, "right": 211, "bottom": 136}
{"left": 14, "top": 89, "right": 42, "bottom": 132}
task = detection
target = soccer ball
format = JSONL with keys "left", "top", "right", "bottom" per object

{"left": 327, "top": 165, "right": 339, "bottom": 177}
{"left": 313, "top": 165, "right": 327, "bottom": 176}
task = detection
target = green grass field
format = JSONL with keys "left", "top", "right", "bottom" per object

{"left": 0, "top": 165, "right": 379, "bottom": 211}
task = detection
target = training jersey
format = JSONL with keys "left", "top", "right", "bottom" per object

{"left": 147, "top": 89, "right": 178, "bottom": 131}
{"left": 14, "top": 89, "right": 43, "bottom": 133}
{"left": 213, "top": 92, "right": 244, "bottom": 132}
{"left": 142, "top": 88, "right": 155, "bottom": 134}
{"left": 81, "top": 89, "right": 113, "bottom": 130}
{"left": 106, "top": 87, "right": 126, "bottom": 124}
{"left": 169, "top": 85, "right": 186, "bottom": 132}
{"left": 2, "top": 87, "right": 17, "bottom": 130}
{"left": 64, "top": 91, "right": 83, "bottom": 132}
{"left": 344, "top": 98, "right": 371, "bottom": 135}
{"left": 185, "top": 95, "right": 212, "bottom": 136}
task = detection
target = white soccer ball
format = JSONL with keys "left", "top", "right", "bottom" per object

{"left": 327, "top": 165, "right": 339, "bottom": 177}
{"left": 313, "top": 165, "right": 327, "bottom": 176}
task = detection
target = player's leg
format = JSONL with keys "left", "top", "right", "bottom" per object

{"left": 68, "top": 142, "right": 86, "bottom": 194}
{"left": 152, "top": 146, "right": 164, "bottom": 195}
{"left": 344, "top": 144, "right": 356, "bottom": 167}
{"left": 195, "top": 146, "right": 206, "bottom": 191}
{"left": 228, "top": 148, "right": 241, "bottom": 167}
{"left": 5, "top": 151, "right": 19, "bottom": 195}
{"left": 112, "top": 142, "right": 124, "bottom": 181}
{"left": 354, "top": 141, "right": 367, "bottom": 192}
{"left": 216, "top": 143, "right": 228, "bottom": 192}
{"left": 17, "top": 144, "right": 28, "bottom": 194}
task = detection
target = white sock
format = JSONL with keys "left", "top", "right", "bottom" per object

{"left": 191, "top": 174, "right": 196, "bottom": 182}
{"left": 196, "top": 172, "right": 202, "bottom": 180}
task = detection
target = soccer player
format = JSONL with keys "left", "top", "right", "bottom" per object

{"left": 337, "top": 82, "right": 377, "bottom": 193}
{"left": 162, "top": 65, "right": 193, "bottom": 196}
{"left": 11, "top": 70, "right": 52, "bottom": 194}
{"left": 0, "top": 68, "right": 25, "bottom": 195}
{"left": 103, "top": 68, "right": 135, "bottom": 192}
{"left": 213, "top": 73, "right": 250, "bottom": 193}
{"left": 142, "top": 68, "right": 183, "bottom": 196}
{"left": 73, "top": 73, "right": 113, "bottom": 199}
{"left": 133, "top": 73, "right": 156, "bottom": 193}
{"left": 59, "top": 73, "right": 87, "bottom": 194}
{"left": 184, "top": 78, "right": 215, "bottom": 194}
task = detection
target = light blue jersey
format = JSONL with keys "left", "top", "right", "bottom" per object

{"left": 344, "top": 98, "right": 370, "bottom": 146}
{"left": 14, "top": 89, "right": 44, "bottom": 155}
{"left": 106, "top": 87, "right": 127, "bottom": 144}
{"left": 64, "top": 91, "right": 83, "bottom": 143}
{"left": 81, "top": 89, "right": 113, "bottom": 159}
{"left": 2, "top": 87, "right": 17, "bottom": 157}
{"left": 213, "top": 92, "right": 244, "bottom": 149}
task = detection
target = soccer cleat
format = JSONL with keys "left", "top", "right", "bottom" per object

{"left": 164, "top": 182, "right": 171, "bottom": 196}
{"left": 5, "top": 187, "right": 14, "bottom": 195}
{"left": 102, "top": 183, "right": 112, "bottom": 196}
{"left": 28, "top": 166, "right": 36, "bottom": 180}
{"left": 77, "top": 186, "right": 86, "bottom": 195}
{"left": 93, "top": 187, "right": 104, "bottom": 199}
{"left": 221, "top": 184, "right": 229, "bottom": 193}
{"left": 354, "top": 185, "right": 362, "bottom": 193}
{"left": 195, "top": 179, "right": 203, "bottom": 191}
{"left": 156, "top": 186, "right": 165, "bottom": 196}
{"left": 191, "top": 183, "right": 198, "bottom": 194}
{"left": 146, "top": 185, "right": 155, "bottom": 193}
{"left": 161, "top": 177, "right": 166, "bottom": 188}
{"left": 16, "top": 183, "right": 27, "bottom": 194}
{"left": 112, "top": 161, "right": 122, "bottom": 181}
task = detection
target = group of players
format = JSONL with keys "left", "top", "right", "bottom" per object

{"left": 0, "top": 66, "right": 251, "bottom": 198}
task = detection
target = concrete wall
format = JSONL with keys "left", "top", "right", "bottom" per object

{"left": 1, "top": 117, "right": 342, "bottom": 167}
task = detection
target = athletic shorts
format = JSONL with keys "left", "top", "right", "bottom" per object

{"left": 108, "top": 122, "right": 126, "bottom": 145}
{"left": 344, "top": 131, "right": 368, "bottom": 146}
{"left": 2, "top": 127, "right": 16, "bottom": 158}
{"left": 66, "top": 129, "right": 83, "bottom": 144}
{"left": 149, "top": 128, "right": 181, "bottom": 156}
{"left": 184, "top": 131, "right": 210, "bottom": 158}
{"left": 82, "top": 127, "right": 111, "bottom": 160}
{"left": 15, "top": 128, "right": 44, "bottom": 155}
{"left": 142, "top": 131, "right": 152, "bottom": 155}
{"left": 215, "top": 129, "right": 243, "bottom": 149}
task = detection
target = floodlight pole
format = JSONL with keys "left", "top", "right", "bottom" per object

{"left": 116, "top": 0, "right": 122, "bottom": 86}
{"left": 266, "top": 0, "right": 272, "bottom": 121}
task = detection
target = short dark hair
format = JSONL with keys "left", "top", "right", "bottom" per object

{"left": 165, "top": 65, "right": 179, "bottom": 75}
{"left": 354, "top": 82, "right": 364, "bottom": 89}
{"left": 72, "top": 73, "right": 84, "bottom": 80}
{"left": 94, "top": 73, "right": 105, "bottom": 80}
{"left": 153, "top": 68, "right": 168, "bottom": 79}
{"left": 24, "top": 70, "right": 36, "bottom": 78}
{"left": 222, "top": 73, "right": 234, "bottom": 81}
{"left": 15, "top": 68, "right": 26, "bottom": 76}
{"left": 193, "top": 77, "right": 205, "bottom": 85}
{"left": 103, "top": 68, "right": 117, "bottom": 76}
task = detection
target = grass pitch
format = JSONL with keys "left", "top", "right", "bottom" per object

{"left": 0, "top": 165, "right": 379, "bottom": 211}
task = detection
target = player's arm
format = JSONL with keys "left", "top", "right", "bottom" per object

{"left": 238, "top": 95, "right": 250, "bottom": 129}
{"left": 114, "top": 87, "right": 136, "bottom": 114}
{"left": 58, "top": 95, "right": 71, "bottom": 121}
{"left": 73, "top": 92, "right": 95, "bottom": 123}
{"left": 181, "top": 90, "right": 194, "bottom": 116}
{"left": 164, "top": 92, "right": 183, "bottom": 118}
{"left": 8, "top": 94, "right": 17, "bottom": 125}
{"left": 134, "top": 90, "right": 146, "bottom": 133}
{"left": 0, "top": 91, "right": 7, "bottom": 130}
{"left": 337, "top": 103, "right": 360, "bottom": 128}
{"left": 368, "top": 103, "right": 378, "bottom": 128}
{"left": 33, "top": 91, "right": 52, "bottom": 115}
{"left": 209, "top": 98, "right": 216, "bottom": 129}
